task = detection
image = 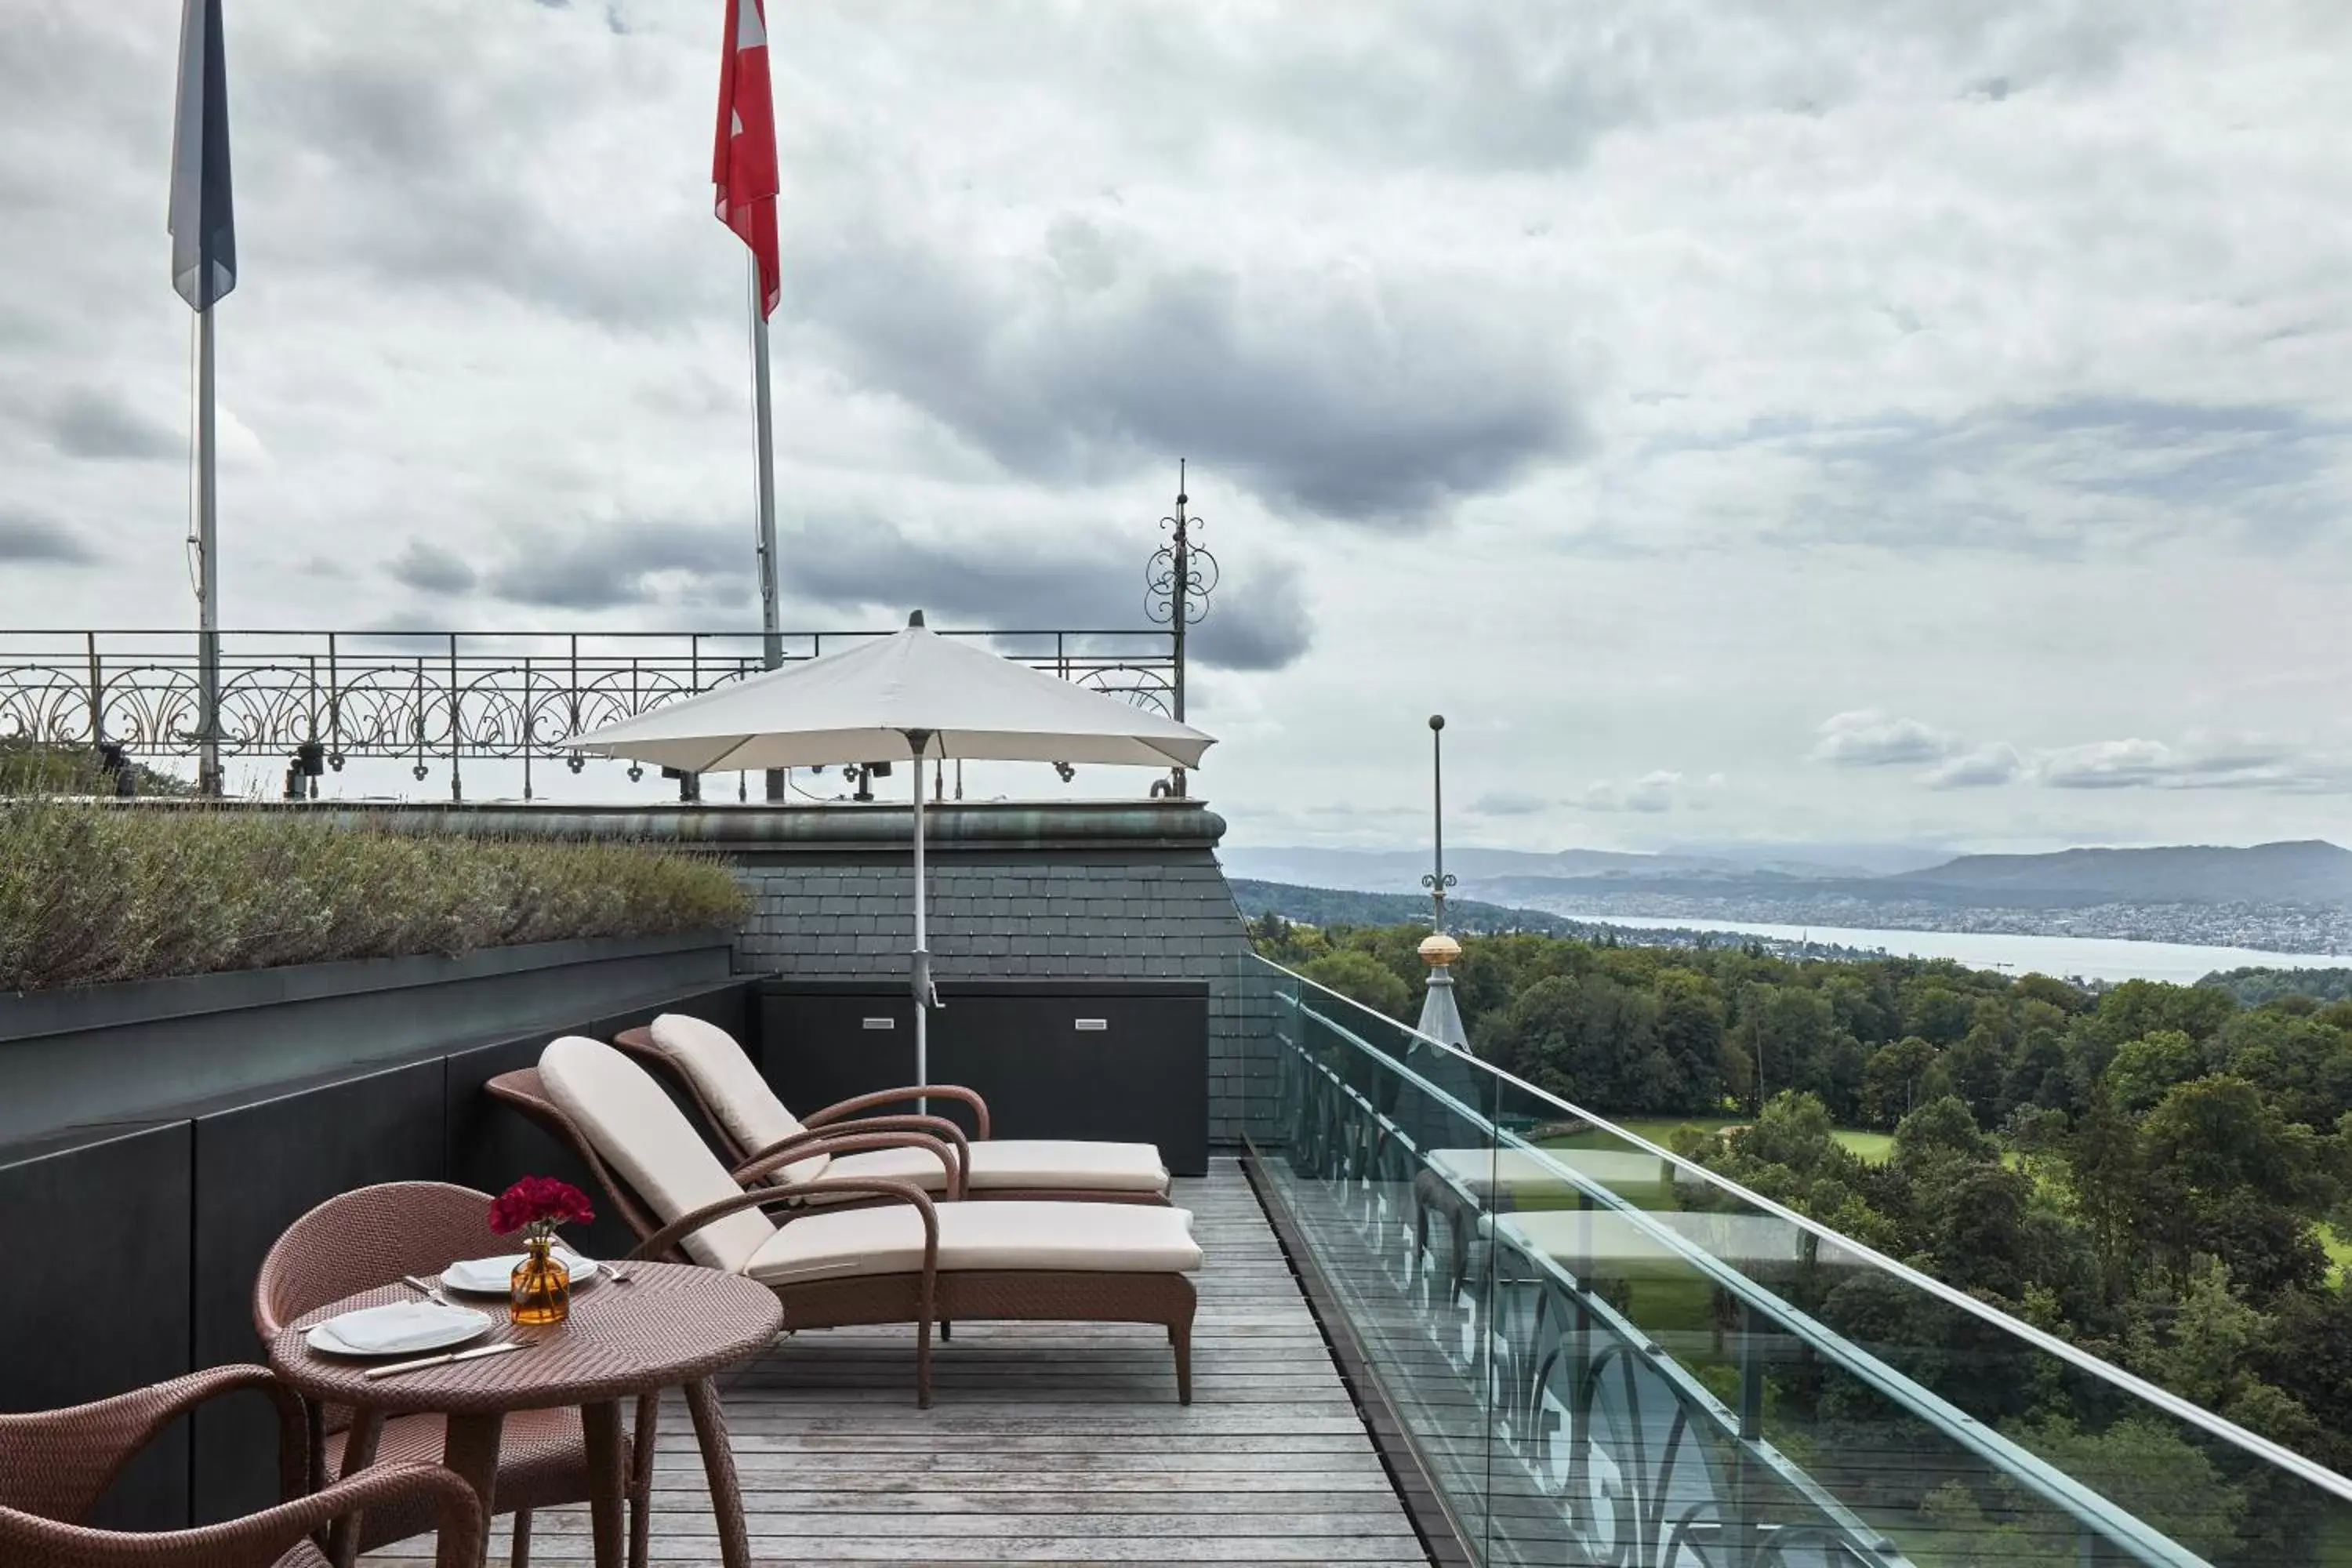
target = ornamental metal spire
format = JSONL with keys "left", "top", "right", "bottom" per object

{"left": 1147, "top": 460, "right": 1218, "bottom": 797}
{"left": 1416, "top": 714, "right": 1468, "bottom": 1049}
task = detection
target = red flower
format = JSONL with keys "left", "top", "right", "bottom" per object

{"left": 488, "top": 1176, "right": 595, "bottom": 1236}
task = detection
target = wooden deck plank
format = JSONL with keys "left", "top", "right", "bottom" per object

{"left": 365, "top": 1161, "right": 1430, "bottom": 1566}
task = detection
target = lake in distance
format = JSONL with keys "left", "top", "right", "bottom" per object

{"left": 1545, "top": 911, "right": 2345, "bottom": 985}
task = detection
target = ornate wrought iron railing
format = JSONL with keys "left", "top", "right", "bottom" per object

{"left": 1239, "top": 955, "right": 2352, "bottom": 1567}
{"left": 0, "top": 628, "right": 1175, "bottom": 790}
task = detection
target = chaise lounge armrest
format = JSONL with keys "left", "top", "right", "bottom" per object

{"left": 801, "top": 1084, "right": 992, "bottom": 1141}
{"left": 735, "top": 1127, "right": 969, "bottom": 1200}
{"left": 731, "top": 1116, "right": 972, "bottom": 1195}
{"left": 625, "top": 1178, "right": 938, "bottom": 1268}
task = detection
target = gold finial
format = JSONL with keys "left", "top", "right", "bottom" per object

{"left": 1418, "top": 932, "right": 1461, "bottom": 967}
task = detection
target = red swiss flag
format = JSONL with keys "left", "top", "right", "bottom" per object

{"left": 714, "top": 0, "right": 781, "bottom": 318}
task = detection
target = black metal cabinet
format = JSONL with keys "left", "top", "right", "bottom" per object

{"left": 760, "top": 982, "right": 1208, "bottom": 1176}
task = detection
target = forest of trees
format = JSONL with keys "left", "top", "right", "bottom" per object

{"left": 1250, "top": 911, "right": 2352, "bottom": 1494}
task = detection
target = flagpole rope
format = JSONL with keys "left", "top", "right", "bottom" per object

{"left": 184, "top": 309, "right": 202, "bottom": 600}
{"left": 743, "top": 250, "right": 763, "bottom": 578}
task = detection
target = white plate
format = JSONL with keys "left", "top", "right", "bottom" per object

{"left": 307, "top": 1301, "right": 491, "bottom": 1359}
{"left": 438, "top": 1247, "right": 601, "bottom": 1295}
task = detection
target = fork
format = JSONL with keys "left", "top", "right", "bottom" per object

{"left": 400, "top": 1273, "right": 452, "bottom": 1307}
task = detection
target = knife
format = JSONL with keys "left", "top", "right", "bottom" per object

{"left": 364, "top": 1341, "right": 527, "bottom": 1381}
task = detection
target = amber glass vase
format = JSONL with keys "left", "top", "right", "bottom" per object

{"left": 510, "top": 1235, "right": 571, "bottom": 1327}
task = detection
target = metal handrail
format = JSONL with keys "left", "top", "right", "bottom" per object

{"left": 1254, "top": 953, "right": 2352, "bottom": 1510}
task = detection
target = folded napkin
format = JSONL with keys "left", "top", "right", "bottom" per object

{"left": 441, "top": 1246, "right": 594, "bottom": 1294}
{"left": 323, "top": 1301, "right": 477, "bottom": 1353}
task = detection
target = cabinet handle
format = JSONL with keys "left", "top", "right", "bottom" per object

{"left": 1074, "top": 1018, "right": 1109, "bottom": 1031}
{"left": 862, "top": 1017, "right": 895, "bottom": 1030}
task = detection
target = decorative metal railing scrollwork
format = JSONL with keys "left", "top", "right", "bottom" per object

{"left": 1265, "top": 987, "right": 2211, "bottom": 1568}
{"left": 0, "top": 629, "right": 1177, "bottom": 790}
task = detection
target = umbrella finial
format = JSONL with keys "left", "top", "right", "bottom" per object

{"left": 907, "top": 610, "right": 927, "bottom": 628}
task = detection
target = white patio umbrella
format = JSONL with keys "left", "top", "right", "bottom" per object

{"left": 569, "top": 612, "right": 1216, "bottom": 1089}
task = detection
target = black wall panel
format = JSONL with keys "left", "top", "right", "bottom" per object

{"left": 0, "top": 1122, "right": 194, "bottom": 1530}
{"left": 760, "top": 981, "right": 1209, "bottom": 1175}
{"left": 188, "top": 1056, "right": 448, "bottom": 1523}
{"left": 0, "top": 976, "right": 759, "bottom": 1529}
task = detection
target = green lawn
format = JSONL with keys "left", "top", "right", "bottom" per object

{"left": 1598, "top": 1115, "right": 1894, "bottom": 1165}
{"left": 2320, "top": 1222, "right": 2352, "bottom": 1289}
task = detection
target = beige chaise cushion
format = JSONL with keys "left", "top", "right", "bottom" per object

{"left": 648, "top": 1013, "right": 1171, "bottom": 1197}
{"left": 829, "top": 1138, "right": 1169, "bottom": 1196}
{"left": 745, "top": 1199, "right": 1202, "bottom": 1287}
{"left": 648, "top": 1013, "right": 831, "bottom": 1185}
{"left": 539, "top": 1036, "right": 778, "bottom": 1275}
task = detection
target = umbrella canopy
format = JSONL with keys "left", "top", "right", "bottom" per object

{"left": 569, "top": 618, "right": 1214, "bottom": 773}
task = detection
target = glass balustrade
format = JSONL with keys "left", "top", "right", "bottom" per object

{"left": 1237, "top": 953, "right": 2352, "bottom": 1568}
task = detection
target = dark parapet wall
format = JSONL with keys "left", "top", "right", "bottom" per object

{"left": 724, "top": 804, "right": 1254, "bottom": 1149}
{"left": 143, "top": 800, "right": 1259, "bottom": 1148}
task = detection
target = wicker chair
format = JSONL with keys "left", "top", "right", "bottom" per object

{"left": 252, "top": 1181, "right": 657, "bottom": 1568}
{"left": 487, "top": 1037, "right": 1201, "bottom": 1408}
{"left": 612, "top": 1014, "right": 1172, "bottom": 1203}
{"left": 0, "top": 1363, "right": 483, "bottom": 1568}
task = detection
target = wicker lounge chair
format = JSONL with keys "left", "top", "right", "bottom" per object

{"left": 612, "top": 1014, "right": 1173, "bottom": 1202}
{"left": 252, "top": 1181, "right": 655, "bottom": 1568}
{"left": 0, "top": 1365, "right": 484, "bottom": 1568}
{"left": 487, "top": 1036, "right": 1200, "bottom": 1408}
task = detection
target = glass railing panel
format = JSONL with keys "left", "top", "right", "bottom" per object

{"left": 1236, "top": 953, "right": 1501, "bottom": 1551}
{"left": 1239, "top": 954, "right": 2352, "bottom": 1568}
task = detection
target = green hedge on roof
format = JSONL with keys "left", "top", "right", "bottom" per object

{"left": 0, "top": 799, "right": 750, "bottom": 993}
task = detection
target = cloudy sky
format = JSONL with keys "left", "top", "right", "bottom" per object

{"left": 3, "top": 1, "right": 2349, "bottom": 854}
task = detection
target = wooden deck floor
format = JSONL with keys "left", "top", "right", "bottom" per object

{"left": 372, "top": 1162, "right": 1430, "bottom": 1566}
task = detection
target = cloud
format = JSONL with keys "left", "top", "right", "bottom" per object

{"left": 481, "top": 521, "right": 748, "bottom": 612}
{"left": 2031, "top": 737, "right": 2351, "bottom": 793}
{"left": 1468, "top": 790, "right": 1550, "bottom": 817}
{"left": 1733, "top": 399, "right": 2348, "bottom": 557}
{"left": 1922, "top": 742, "right": 2024, "bottom": 789}
{"left": 1580, "top": 771, "right": 1683, "bottom": 814}
{"left": 1810, "top": 710, "right": 1962, "bottom": 767}
{"left": 1896, "top": 731, "right": 2352, "bottom": 796}
{"left": 782, "top": 514, "right": 1312, "bottom": 673}
{"left": 42, "top": 391, "right": 180, "bottom": 461}
{"left": 793, "top": 220, "right": 1588, "bottom": 528}
{"left": 387, "top": 539, "right": 478, "bottom": 596}
{"left": 0, "top": 509, "right": 99, "bottom": 565}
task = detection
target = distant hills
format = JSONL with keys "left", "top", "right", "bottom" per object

{"left": 1221, "top": 840, "right": 1947, "bottom": 889}
{"left": 1227, "top": 879, "right": 1886, "bottom": 961}
{"left": 1893, "top": 841, "right": 2352, "bottom": 906}
{"left": 1223, "top": 839, "right": 2352, "bottom": 913}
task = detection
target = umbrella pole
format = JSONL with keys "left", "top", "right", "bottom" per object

{"left": 906, "top": 730, "right": 935, "bottom": 1109}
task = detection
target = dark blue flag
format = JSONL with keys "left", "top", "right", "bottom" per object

{"left": 168, "top": 0, "right": 235, "bottom": 311}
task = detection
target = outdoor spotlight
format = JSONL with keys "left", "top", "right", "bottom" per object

{"left": 96, "top": 742, "right": 136, "bottom": 798}
{"left": 1054, "top": 761, "right": 1076, "bottom": 783}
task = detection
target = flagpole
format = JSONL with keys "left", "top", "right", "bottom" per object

{"left": 196, "top": 303, "right": 222, "bottom": 797}
{"left": 750, "top": 256, "right": 784, "bottom": 802}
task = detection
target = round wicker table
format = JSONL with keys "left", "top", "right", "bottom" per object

{"left": 269, "top": 1261, "right": 781, "bottom": 1568}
